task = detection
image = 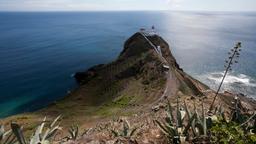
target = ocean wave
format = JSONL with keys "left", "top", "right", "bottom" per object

{"left": 196, "top": 72, "right": 256, "bottom": 98}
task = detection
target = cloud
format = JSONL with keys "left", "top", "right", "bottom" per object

{"left": 0, "top": 0, "right": 107, "bottom": 11}
{"left": 166, "top": 0, "right": 182, "bottom": 9}
{"left": 0, "top": 0, "right": 168, "bottom": 11}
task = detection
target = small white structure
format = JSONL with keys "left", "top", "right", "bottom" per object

{"left": 139, "top": 26, "right": 157, "bottom": 36}
{"left": 157, "top": 46, "right": 162, "bottom": 56}
{"left": 163, "top": 65, "right": 170, "bottom": 70}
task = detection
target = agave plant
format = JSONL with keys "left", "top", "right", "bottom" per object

{"left": 62, "top": 124, "right": 79, "bottom": 142}
{"left": 29, "top": 116, "right": 61, "bottom": 144}
{"left": 110, "top": 119, "right": 139, "bottom": 139}
{"left": 7, "top": 116, "right": 61, "bottom": 144}
{"left": 154, "top": 98, "right": 190, "bottom": 143}
{"left": 155, "top": 98, "right": 212, "bottom": 143}
{"left": 209, "top": 42, "right": 242, "bottom": 113}
{"left": 0, "top": 125, "right": 17, "bottom": 144}
{"left": 192, "top": 101, "right": 214, "bottom": 143}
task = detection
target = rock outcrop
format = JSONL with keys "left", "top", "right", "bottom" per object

{"left": 74, "top": 32, "right": 209, "bottom": 104}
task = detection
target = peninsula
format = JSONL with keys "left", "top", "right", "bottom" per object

{"left": 1, "top": 30, "right": 256, "bottom": 143}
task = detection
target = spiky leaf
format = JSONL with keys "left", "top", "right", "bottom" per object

{"left": 11, "top": 123, "right": 26, "bottom": 144}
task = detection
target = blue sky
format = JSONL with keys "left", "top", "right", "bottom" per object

{"left": 0, "top": 0, "right": 255, "bottom": 11}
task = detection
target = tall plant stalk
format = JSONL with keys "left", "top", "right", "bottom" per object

{"left": 208, "top": 42, "right": 242, "bottom": 113}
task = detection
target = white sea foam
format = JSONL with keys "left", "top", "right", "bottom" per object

{"left": 207, "top": 72, "right": 256, "bottom": 87}
{"left": 196, "top": 72, "right": 256, "bottom": 99}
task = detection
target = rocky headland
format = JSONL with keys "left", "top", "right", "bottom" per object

{"left": 1, "top": 31, "right": 256, "bottom": 143}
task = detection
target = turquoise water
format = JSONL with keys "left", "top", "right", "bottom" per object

{"left": 0, "top": 11, "right": 256, "bottom": 117}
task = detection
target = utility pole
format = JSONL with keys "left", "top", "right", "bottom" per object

{"left": 208, "top": 42, "right": 242, "bottom": 114}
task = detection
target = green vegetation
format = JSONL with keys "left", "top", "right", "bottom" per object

{"left": 155, "top": 98, "right": 210, "bottom": 143}
{"left": 1, "top": 96, "right": 255, "bottom": 144}
{"left": 0, "top": 116, "right": 61, "bottom": 144}
{"left": 211, "top": 120, "right": 256, "bottom": 143}
{"left": 155, "top": 97, "right": 256, "bottom": 144}
{"left": 110, "top": 119, "right": 140, "bottom": 139}
{"left": 66, "top": 125, "right": 79, "bottom": 141}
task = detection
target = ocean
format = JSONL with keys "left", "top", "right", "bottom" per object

{"left": 0, "top": 11, "right": 256, "bottom": 118}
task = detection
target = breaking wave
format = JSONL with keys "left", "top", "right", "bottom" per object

{"left": 196, "top": 72, "right": 256, "bottom": 99}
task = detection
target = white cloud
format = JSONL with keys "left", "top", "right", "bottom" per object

{"left": 0, "top": 0, "right": 106, "bottom": 11}
{"left": 166, "top": 0, "right": 182, "bottom": 9}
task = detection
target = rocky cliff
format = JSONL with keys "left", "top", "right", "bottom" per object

{"left": 73, "top": 32, "right": 209, "bottom": 108}
{"left": 1, "top": 32, "right": 255, "bottom": 142}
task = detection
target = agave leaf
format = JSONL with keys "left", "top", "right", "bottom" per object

{"left": 39, "top": 117, "right": 47, "bottom": 134}
{"left": 71, "top": 126, "right": 76, "bottom": 138}
{"left": 4, "top": 130, "right": 12, "bottom": 137}
{"left": 221, "top": 112, "right": 227, "bottom": 123}
{"left": 176, "top": 97, "right": 182, "bottom": 128}
{"left": 213, "top": 105, "right": 218, "bottom": 115}
{"left": 183, "top": 113, "right": 196, "bottom": 135}
{"left": 68, "top": 129, "right": 74, "bottom": 139}
{"left": 30, "top": 117, "right": 47, "bottom": 144}
{"left": 180, "top": 109, "right": 186, "bottom": 122}
{"left": 41, "top": 129, "right": 50, "bottom": 141}
{"left": 0, "top": 125, "right": 4, "bottom": 140}
{"left": 4, "top": 133, "right": 17, "bottom": 144}
{"left": 11, "top": 123, "right": 26, "bottom": 144}
{"left": 111, "top": 130, "right": 119, "bottom": 137}
{"left": 42, "top": 116, "right": 61, "bottom": 141}
{"left": 68, "top": 125, "right": 79, "bottom": 140}
{"left": 123, "top": 120, "right": 129, "bottom": 136}
{"left": 184, "top": 101, "right": 192, "bottom": 120}
{"left": 165, "top": 123, "right": 176, "bottom": 132}
{"left": 155, "top": 120, "right": 172, "bottom": 136}
{"left": 201, "top": 102, "right": 207, "bottom": 136}
{"left": 50, "top": 116, "right": 61, "bottom": 128}
{"left": 167, "top": 100, "right": 174, "bottom": 123}
{"left": 81, "top": 128, "right": 92, "bottom": 136}
{"left": 45, "top": 126, "right": 60, "bottom": 140}
{"left": 129, "top": 127, "right": 138, "bottom": 137}
{"left": 0, "top": 126, "right": 12, "bottom": 143}
{"left": 165, "top": 112, "right": 173, "bottom": 127}
{"left": 195, "top": 123, "right": 204, "bottom": 136}
{"left": 191, "top": 121, "right": 196, "bottom": 136}
{"left": 192, "top": 111, "right": 199, "bottom": 137}
{"left": 194, "top": 108, "right": 202, "bottom": 125}
{"left": 165, "top": 124, "right": 178, "bottom": 137}
{"left": 74, "top": 126, "right": 79, "bottom": 140}
{"left": 41, "top": 140, "right": 50, "bottom": 144}
{"left": 219, "top": 104, "right": 224, "bottom": 114}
